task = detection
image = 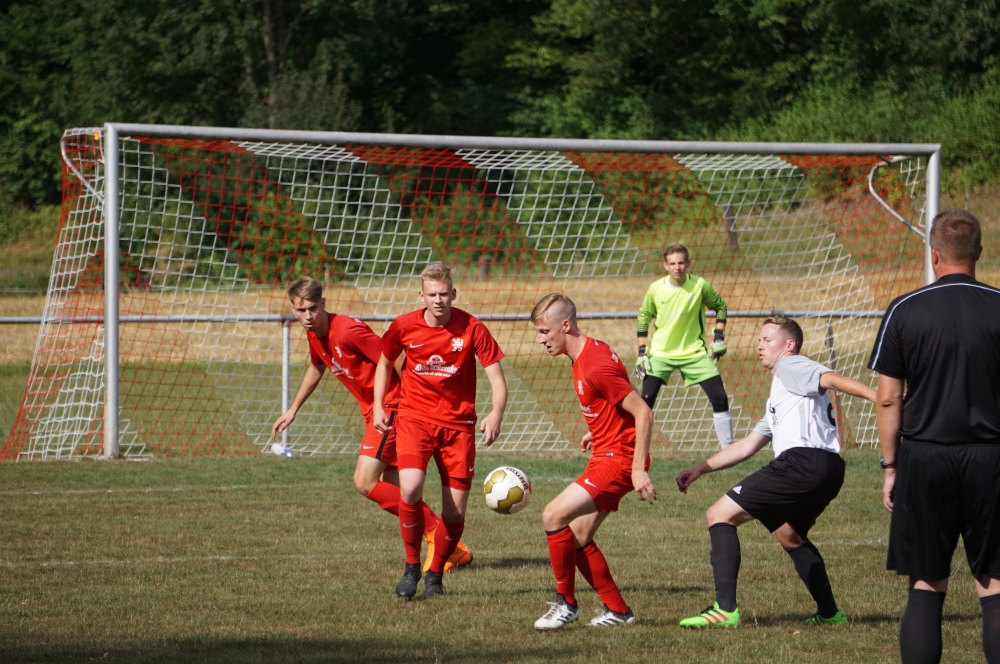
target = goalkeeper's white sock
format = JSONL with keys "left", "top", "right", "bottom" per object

{"left": 713, "top": 411, "right": 734, "bottom": 449}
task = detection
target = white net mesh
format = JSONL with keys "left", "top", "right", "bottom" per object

{"left": 2, "top": 131, "right": 928, "bottom": 460}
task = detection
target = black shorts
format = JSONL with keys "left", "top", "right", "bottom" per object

{"left": 888, "top": 442, "right": 1000, "bottom": 580}
{"left": 725, "top": 447, "right": 845, "bottom": 537}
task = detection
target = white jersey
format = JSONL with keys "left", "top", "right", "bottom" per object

{"left": 753, "top": 355, "right": 839, "bottom": 457}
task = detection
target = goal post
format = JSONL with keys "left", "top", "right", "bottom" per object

{"left": 1, "top": 124, "right": 940, "bottom": 461}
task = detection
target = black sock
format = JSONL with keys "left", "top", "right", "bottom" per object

{"left": 709, "top": 523, "right": 740, "bottom": 612}
{"left": 785, "top": 540, "right": 838, "bottom": 618}
{"left": 900, "top": 588, "right": 945, "bottom": 664}
{"left": 981, "top": 594, "right": 1000, "bottom": 663}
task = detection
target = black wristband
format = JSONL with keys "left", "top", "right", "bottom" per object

{"left": 713, "top": 329, "right": 725, "bottom": 342}
{"left": 638, "top": 345, "right": 647, "bottom": 356}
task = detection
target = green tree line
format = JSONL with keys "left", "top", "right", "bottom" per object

{"left": 2, "top": 0, "right": 999, "bottom": 209}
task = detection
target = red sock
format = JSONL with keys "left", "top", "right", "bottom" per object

{"left": 546, "top": 527, "right": 577, "bottom": 607}
{"left": 429, "top": 517, "right": 464, "bottom": 573}
{"left": 399, "top": 500, "right": 424, "bottom": 565}
{"left": 422, "top": 503, "right": 440, "bottom": 535}
{"left": 367, "top": 482, "right": 439, "bottom": 534}
{"left": 576, "top": 541, "right": 628, "bottom": 614}
{"left": 366, "top": 481, "right": 400, "bottom": 515}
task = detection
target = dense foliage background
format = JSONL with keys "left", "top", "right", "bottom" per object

{"left": 1, "top": 0, "right": 998, "bottom": 208}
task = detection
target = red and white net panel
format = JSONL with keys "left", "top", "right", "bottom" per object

{"left": 1, "top": 129, "right": 926, "bottom": 460}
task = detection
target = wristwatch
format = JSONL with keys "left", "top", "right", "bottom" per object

{"left": 879, "top": 456, "right": 896, "bottom": 470}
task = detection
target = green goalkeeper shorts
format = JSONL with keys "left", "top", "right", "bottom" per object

{"left": 648, "top": 353, "right": 719, "bottom": 387}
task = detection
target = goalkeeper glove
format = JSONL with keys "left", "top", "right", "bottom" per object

{"left": 636, "top": 345, "right": 652, "bottom": 380}
{"left": 710, "top": 329, "right": 727, "bottom": 360}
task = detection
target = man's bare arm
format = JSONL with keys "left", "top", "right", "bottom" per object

{"left": 621, "top": 390, "right": 656, "bottom": 504}
{"left": 876, "top": 374, "right": 904, "bottom": 512}
{"left": 479, "top": 362, "right": 508, "bottom": 446}
{"left": 676, "top": 432, "right": 771, "bottom": 493}
{"left": 819, "top": 371, "right": 877, "bottom": 403}
{"left": 271, "top": 362, "right": 325, "bottom": 438}
{"left": 372, "top": 353, "right": 394, "bottom": 433}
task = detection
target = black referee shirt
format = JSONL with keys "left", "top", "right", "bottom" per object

{"left": 868, "top": 273, "right": 1000, "bottom": 444}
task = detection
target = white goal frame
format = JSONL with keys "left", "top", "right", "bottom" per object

{"left": 76, "top": 124, "right": 940, "bottom": 458}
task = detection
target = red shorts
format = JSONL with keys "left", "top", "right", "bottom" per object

{"left": 574, "top": 458, "right": 636, "bottom": 513}
{"left": 395, "top": 415, "right": 475, "bottom": 491}
{"left": 358, "top": 409, "right": 397, "bottom": 467}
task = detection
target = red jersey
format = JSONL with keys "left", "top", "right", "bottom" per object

{"left": 307, "top": 314, "right": 401, "bottom": 422}
{"left": 382, "top": 307, "right": 504, "bottom": 431}
{"left": 572, "top": 337, "right": 638, "bottom": 461}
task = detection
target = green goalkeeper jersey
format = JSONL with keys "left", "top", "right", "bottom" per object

{"left": 637, "top": 274, "right": 727, "bottom": 360}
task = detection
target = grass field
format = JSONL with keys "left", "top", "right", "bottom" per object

{"left": 0, "top": 450, "right": 990, "bottom": 663}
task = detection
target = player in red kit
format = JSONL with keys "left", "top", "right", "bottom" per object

{"left": 530, "top": 293, "right": 656, "bottom": 629}
{"left": 271, "top": 277, "right": 471, "bottom": 572}
{"left": 373, "top": 263, "right": 508, "bottom": 599}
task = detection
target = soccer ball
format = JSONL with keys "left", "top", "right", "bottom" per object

{"left": 483, "top": 466, "right": 531, "bottom": 515}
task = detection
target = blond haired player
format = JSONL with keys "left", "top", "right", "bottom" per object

{"left": 373, "top": 263, "right": 508, "bottom": 599}
{"left": 272, "top": 277, "right": 470, "bottom": 573}
{"left": 530, "top": 293, "right": 655, "bottom": 629}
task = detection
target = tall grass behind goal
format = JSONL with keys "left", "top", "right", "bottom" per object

{"left": 2, "top": 126, "right": 935, "bottom": 460}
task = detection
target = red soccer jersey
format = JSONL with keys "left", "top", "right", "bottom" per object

{"left": 572, "top": 337, "right": 638, "bottom": 461}
{"left": 307, "top": 314, "right": 401, "bottom": 422}
{"left": 382, "top": 307, "right": 504, "bottom": 430}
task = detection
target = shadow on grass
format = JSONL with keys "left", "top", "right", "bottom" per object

{"left": 481, "top": 556, "right": 550, "bottom": 569}
{"left": 749, "top": 612, "right": 979, "bottom": 627}
{"left": 0, "top": 637, "right": 590, "bottom": 664}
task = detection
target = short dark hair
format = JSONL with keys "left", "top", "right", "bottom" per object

{"left": 662, "top": 243, "right": 689, "bottom": 261}
{"left": 930, "top": 209, "right": 982, "bottom": 265}
{"left": 763, "top": 316, "right": 803, "bottom": 354}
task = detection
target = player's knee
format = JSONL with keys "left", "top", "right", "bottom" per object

{"left": 353, "top": 471, "right": 376, "bottom": 496}
{"left": 541, "top": 504, "right": 565, "bottom": 532}
{"left": 705, "top": 502, "right": 728, "bottom": 527}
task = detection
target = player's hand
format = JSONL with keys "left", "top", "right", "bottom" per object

{"left": 632, "top": 469, "right": 656, "bottom": 504}
{"left": 479, "top": 410, "right": 503, "bottom": 447}
{"left": 580, "top": 431, "right": 593, "bottom": 452}
{"left": 271, "top": 409, "right": 296, "bottom": 439}
{"left": 676, "top": 464, "right": 704, "bottom": 493}
{"left": 710, "top": 330, "right": 727, "bottom": 360}
{"left": 882, "top": 468, "right": 895, "bottom": 512}
{"left": 635, "top": 345, "right": 651, "bottom": 380}
{"left": 372, "top": 406, "right": 391, "bottom": 434}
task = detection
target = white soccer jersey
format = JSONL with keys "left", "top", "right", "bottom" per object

{"left": 753, "top": 355, "right": 839, "bottom": 457}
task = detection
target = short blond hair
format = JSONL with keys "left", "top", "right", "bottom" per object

{"left": 420, "top": 262, "right": 453, "bottom": 288}
{"left": 287, "top": 277, "right": 323, "bottom": 303}
{"left": 531, "top": 293, "right": 577, "bottom": 325}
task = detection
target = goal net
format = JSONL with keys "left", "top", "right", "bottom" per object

{"left": 2, "top": 127, "right": 931, "bottom": 460}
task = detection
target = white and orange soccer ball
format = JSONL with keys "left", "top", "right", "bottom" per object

{"left": 483, "top": 466, "right": 531, "bottom": 515}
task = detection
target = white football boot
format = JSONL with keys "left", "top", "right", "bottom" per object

{"left": 588, "top": 605, "right": 637, "bottom": 627}
{"left": 534, "top": 595, "right": 580, "bottom": 630}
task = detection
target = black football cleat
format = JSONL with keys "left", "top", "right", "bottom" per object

{"left": 395, "top": 563, "right": 421, "bottom": 599}
{"left": 423, "top": 571, "right": 445, "bottom": 598}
